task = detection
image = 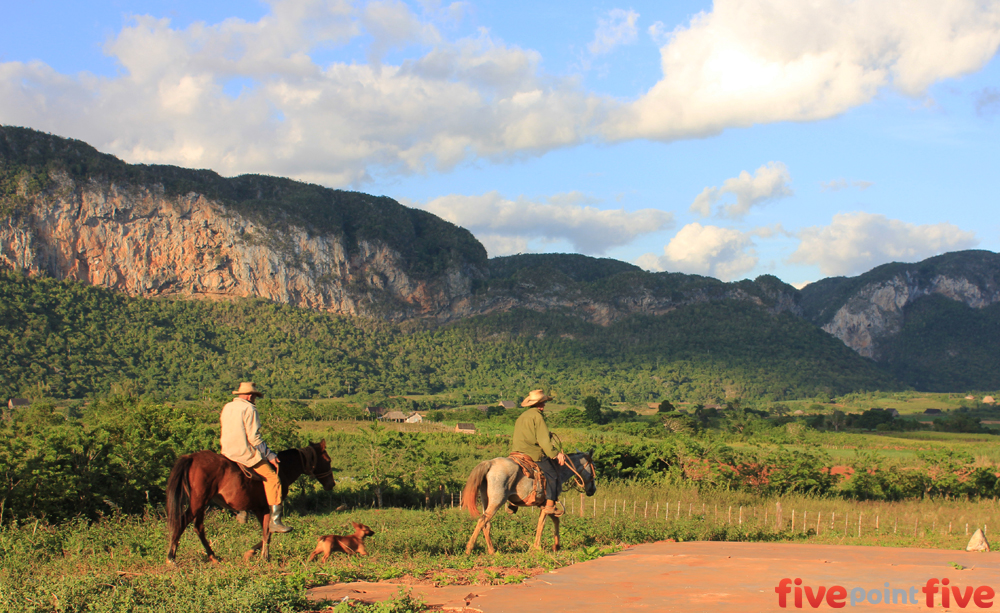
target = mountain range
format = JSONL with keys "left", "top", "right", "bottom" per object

{"left": 3, "top": 125, "right": 1000, "bottom": 399}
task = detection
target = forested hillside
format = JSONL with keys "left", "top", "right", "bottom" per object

{"left": 0, "top": 270, "right": 899, "bottom": 404}
{"left": 879, "top": 295, "right": 1000, "bottom": 390}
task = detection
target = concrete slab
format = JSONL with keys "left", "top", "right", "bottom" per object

{"left": 308, "top": 541, "right": 1000, "bottom": 612}
{"left": 475, "top": 541, "right": 1000, "bottom": 612}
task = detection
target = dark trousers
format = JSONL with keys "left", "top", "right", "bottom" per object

{"left": 539, "top": 456, "right": 560, "bottom": 501}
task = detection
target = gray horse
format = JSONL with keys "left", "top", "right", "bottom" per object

{"left": 461, "top": 450, "right": 597, "bottom": 554}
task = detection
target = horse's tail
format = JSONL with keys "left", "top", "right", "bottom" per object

{"left": 166, "top": 454, "right": 193, "bottom": 537}
{"left": 461, "top": 460, "right": 492, "bottom": 519}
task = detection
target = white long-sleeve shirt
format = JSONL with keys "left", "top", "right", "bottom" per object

{"left": 220, "top": 397, "right": 276, "bottom": 466}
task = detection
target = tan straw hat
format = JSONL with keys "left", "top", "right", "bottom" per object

{"left": 521, "top": 389, "right": 553, "bottom": 408}
{"left": 232, "top": 382, "right": 265, "bottom": 398}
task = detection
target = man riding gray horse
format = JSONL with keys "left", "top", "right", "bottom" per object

{"left": 461, "top": 389, "right": 597, "bottom": 553}
{"left": 511, "top": 389, "right": 567, "bottom": 517}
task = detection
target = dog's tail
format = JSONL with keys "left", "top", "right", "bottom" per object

{"left": 461, "top": 460, "right": 492, "bottom": 519}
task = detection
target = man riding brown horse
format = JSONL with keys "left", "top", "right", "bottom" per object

{"left": 220, "top": 381, "right": 292, "bottom": 533}
{"left": 511, "top": 389, "right": 568, "bottom": 517}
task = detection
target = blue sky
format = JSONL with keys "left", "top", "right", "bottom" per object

{"left": 3, "top": 0, "right": 999, "bottom": 286}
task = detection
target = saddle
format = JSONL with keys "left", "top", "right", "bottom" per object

{"left": 232, "top": 459, "right": 266, "bottom": 482}
{"left": 508, "top": 451, "right": 546, "bottom": 507}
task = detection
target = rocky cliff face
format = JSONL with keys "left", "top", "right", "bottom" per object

{"left": 807, "top": 252, "right": 1000, "bottom": 360}
{"left": 0, "top": 170, "right": 482, "bottom": 320}
{"left": 0, "top": 127, "right": 806, "bottom": 326}
{"left": 0, "top": 169, "right": 804, "bottom": 325}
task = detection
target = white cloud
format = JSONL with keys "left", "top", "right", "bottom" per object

{"left": 603, "top": 0, "right": 1000, "bottom": 140}
{"left": 690, "top": 162, "right": 793, "bottom": 218}
{"left": 789, "top": 212, "right": 979, "bottom": 276}
{"left": 362, "top": 0, "right": 442, "bottom": 64}
{"left": 588, "top": 9, "right": 640, "bottom": 56}
{"left": 0, "top": 0, "right": 607, "bottom": 187}
{"left": 648, "top": 21, "right": 669, "bottom": 45}
{"left": 820, "top": 178, "right": 874, "bottom": 192}
{"left": 637, "top": 223, "right": 758, "bottom": 281}
{"left": 420, "top": 190, "right": 673, "bottom": 256}
{"left": 1, "top": 0, "right": 998, "bottom": 185}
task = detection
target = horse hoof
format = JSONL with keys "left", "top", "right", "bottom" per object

{"left": 166, "top": 558, "right": 176, "bottom": 566}
{"left": 243, "top": 550, "right": 255, "bottom": 562}
{"left": 209, "top": 556, "right": 221, "bottom": 566}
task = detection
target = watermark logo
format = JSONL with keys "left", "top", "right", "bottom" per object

{"left": 774, "top": 578, "right": 996, "bottom": 608}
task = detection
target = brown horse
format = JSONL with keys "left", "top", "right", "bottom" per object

{"left": 166, "top": 440, "right": 335, "bottom": 564}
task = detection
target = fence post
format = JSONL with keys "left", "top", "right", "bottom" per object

{"left": 776, "top": 502, "right": 782, "bottom": 530}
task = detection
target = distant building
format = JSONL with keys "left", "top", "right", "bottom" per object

{"left": 405, "top": 412, "right": 423, "bottom": 423}
{"left": 498, "top": 400, "right": 516, "bottom": 410}
{"left": 477, "top": 405, "right": 489, "bottom": 414}
{"left": 365, "top": 406, "right": 387, "bottom": 418}
{"left": 924, "top": 409, "right": 942, "bottom": 415}
{"left": 793, "top": 410, "right": 805, "bottom": 415}
{"left": 984, "top": 396, "right": 996, "bottom": 404}
{"left": 647, "top": 403, "right": 660, "bottom": 410}
{"left": 887, "top": 409, "right": 900, "bottom": 417}
{"left": 966, "top": 395, "right": 975, "bottom": 400}
{"left": 455, "top": 423, "right": 477, "bottom": 434}
{"left": 7, "top": 398, "right": 29, "bottom": 410}
{"left": 380, "top": 411, "right": 408, "bottom": 422}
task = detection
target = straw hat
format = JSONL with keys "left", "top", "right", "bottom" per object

{"left": 232, "top": 382, "right": 265, "bottom": 398}
{"left": 521, "top": 389, "right": 553, "bottom": 408}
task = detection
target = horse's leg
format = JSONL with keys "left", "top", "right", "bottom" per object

{"left": 481, "top": 500, "right": 504, "bottom": 555}
{"left": 261, "top": 510, "right": 272, "bottom": 562}
{"left": 192, "top": 505, "right": 220, "bottom": 565}
{"left": 465, "top": 515, "right": 489, "bottom": 554}
{"left": 243, "top": 540, "right": 263, "bottom": 562}
{"left": 551, "top": 514, "right": 561, "bottom": 552}
{"left": 465, "top": 480, "right": 491, "bottom": 554}
{"left": 532, "top": 507, "right": 548, "bottom": 550}
{"left": 166, "top": 507, "right": 192, "bottom": 564}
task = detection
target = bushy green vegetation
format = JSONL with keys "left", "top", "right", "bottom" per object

{"left": 0, "top": 269, "right": 899, "bottom": 404}
{"left": 881, "top": 296, "right": 1000, "bottom": 390}
{"left": 4, "top": 392, "right": 1000, "bottom": 611}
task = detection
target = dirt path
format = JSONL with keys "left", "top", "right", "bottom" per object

{"left": 307, "top": 541, "right": 1000, "bottom": 612}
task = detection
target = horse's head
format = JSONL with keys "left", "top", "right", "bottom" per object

{"left": 569, "top": 449, "right": 597, "bottom": 497}
{"left": 310, "top": 440, "right": 336, "bottom": 490}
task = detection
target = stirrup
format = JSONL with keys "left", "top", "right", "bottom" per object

{"left": 542, "top": 504, "right": 564, "bottom": 517}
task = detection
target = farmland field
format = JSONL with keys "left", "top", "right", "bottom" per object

{"left": 3, "top": 392, "right": 1000, "bottom": 612}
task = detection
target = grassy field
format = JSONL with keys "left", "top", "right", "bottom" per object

{"left": 6, "top": 392, "right": 1000, "bottom": 612}
{"left": 4, "top": 481, "right": 999, "bottom": 613}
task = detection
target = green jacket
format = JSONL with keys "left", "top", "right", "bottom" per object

{"left": 511, "top": 407, "right": 559, "bottom": 461}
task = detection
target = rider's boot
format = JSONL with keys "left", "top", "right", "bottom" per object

{"left": 506, "top": 502, "right": 519, "bottom": 514}
{"left": 269, "top": 504, "right": 293, "bottom": 533}
{"left": 541, "top": 500, "right": 564, "bottom": 517}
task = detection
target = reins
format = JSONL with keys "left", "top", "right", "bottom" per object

{"left": 551, "top": 433, "right": 595, "bottom": 489}
{"left": 296, "top": 445, "right": 333, "bottom": 481}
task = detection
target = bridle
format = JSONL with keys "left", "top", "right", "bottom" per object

{"left": 297, "top": 444, "right": 333, "bottom": 483}
{"left": 551, "top": 433, "right": 596, "bottom": 489}
{"left": 564, "top": 452, "right": 597, "bottom": 490}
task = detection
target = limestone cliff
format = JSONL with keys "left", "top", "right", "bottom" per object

{"left": 1, "top": 127, "right": 805, "bottom": 326}
{"left": 0, "top": 127, "right": 487, "bottom": 320}
{"left": 800, "top": 251, "right": 1000, "bottom": 360}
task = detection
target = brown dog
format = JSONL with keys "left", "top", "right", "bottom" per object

{"left": 308, "top": 522, "right": 375, "bottom": 561}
